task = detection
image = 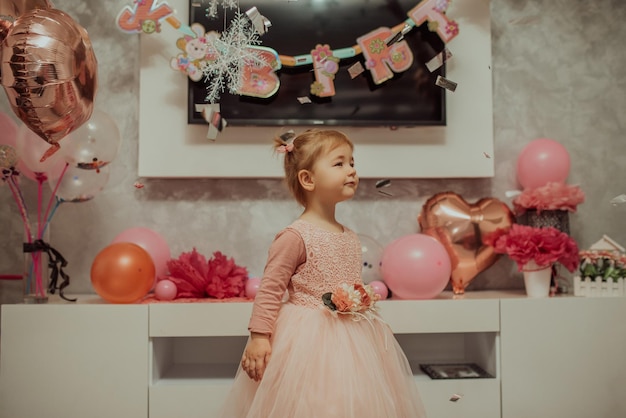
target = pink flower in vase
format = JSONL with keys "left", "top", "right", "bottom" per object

{"left": 493, "top": 224, "right": 580, "bottom": 273}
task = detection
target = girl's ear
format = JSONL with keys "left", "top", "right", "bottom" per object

{"left": 298, "top": 169, "right": 315, "bottom": 192}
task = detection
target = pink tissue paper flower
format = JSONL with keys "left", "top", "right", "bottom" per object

{"left": 513, "top": 182, "right": 585, "bottom": 214}
{"left": 165, "top": 249, "right": 248, "bottom": 299}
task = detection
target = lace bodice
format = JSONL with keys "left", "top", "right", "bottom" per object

{"left": 286, "top": 220, "right": 363, "bottom": 308}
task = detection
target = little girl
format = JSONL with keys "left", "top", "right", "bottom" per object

{"left": 218, "top": 129, "right": 426, "bottom": 417}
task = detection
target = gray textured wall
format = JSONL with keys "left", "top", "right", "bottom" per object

{"left": 1, "top": 0, "right": 625, "bottom": 306}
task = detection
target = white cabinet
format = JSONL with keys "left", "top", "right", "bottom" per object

{"left": 0, "top": 302, "right": 149, "bottom": 418}
{"left": 500, "top": 297, "right": 626, "bottom": 418}
{"left": 2, "top": 292, "right": 623, "bottom": 418}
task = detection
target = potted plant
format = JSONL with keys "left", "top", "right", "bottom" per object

{"left": 574, "top": 250, "right": 626, "bottom": 296}
{"left": 492, "top": 224, "right": 580, "bottom": 297}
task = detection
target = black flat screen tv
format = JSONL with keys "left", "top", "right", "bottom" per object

{"left": 187, "top": 0, "right": 446, "bottom": 127}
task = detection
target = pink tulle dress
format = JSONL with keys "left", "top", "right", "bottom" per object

{"left": 218, "top": 220, "right": 426, "bottom": 418}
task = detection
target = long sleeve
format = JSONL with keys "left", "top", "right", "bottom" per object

{"left": 248, "top": 228, "right": 306, "bottom": 336}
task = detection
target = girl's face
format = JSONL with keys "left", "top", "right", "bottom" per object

{"left": 310, "top": 143, "right": 358, "bottom": 203}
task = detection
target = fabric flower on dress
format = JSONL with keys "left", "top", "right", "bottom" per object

{"left": 322, "top": 282, "right": 379, "bottom": 315}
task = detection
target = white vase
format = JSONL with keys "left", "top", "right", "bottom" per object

{"left": 522, "top": 260, "right": 552, "bottom": 298}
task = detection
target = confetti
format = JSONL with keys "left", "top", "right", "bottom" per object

{"left": 385, "top": 23, "right": 413, "bottom": 46}
{"left": 245, "top": 6, "right": 271, "bottom": 35}
{"left": 297, "top": 96, "right": 312, "bottom": 104}
{"left": 378, "top": 190, "right": 393, "bottom": 197}
{"left": 505, "top": 190, "right": 522, "bottom": 198}
{"left": 375, "top": 179, "right": 391, "bottom": 188}
{"left": 195, "top": 103, "right": 227, "bottom": 140}
{"left": 348, "top": 62, "right": 365, "bottom": 79}
{"left": 449, "top": 394, "right": 463, "bottom": 402}
{"left": 483, "top": 152, "right": 491, "bottom": 159}
{"left": 133, "top": 181, "right": 145, "bottom": 189}
{"left": 610, "top": 194, "right": 626, "bottom": 206}
{"left": 426, "top": 48, "right": 453, "bottom": 72}
{"left": 435, "top": 75, "right": 457, "bottom": 92}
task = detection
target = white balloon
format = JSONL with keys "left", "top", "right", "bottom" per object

{"left": 358, "top": 234, "right": 385, "bottom": 284}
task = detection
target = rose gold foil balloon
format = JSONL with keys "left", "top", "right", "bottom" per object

{"left": 0, "top": 0, "right": 52, "bottom": 42}
{"left": 1, "top": 7, "right": 98, "bottom": 161}
{"left": 418, "top": 192, "right": 516, "bottom": 295}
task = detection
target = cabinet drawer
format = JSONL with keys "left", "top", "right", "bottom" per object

{"left": 378, "top": 298, "right": 500, "bottom": 333}
{"left": 417, "top": 379, "right": 501, "bottom": 418}
{"left": 149, "top": 302, "right": 252, "bottom": 336}
{"left": 150, "top": 384, "right": 231, "bottom": 418}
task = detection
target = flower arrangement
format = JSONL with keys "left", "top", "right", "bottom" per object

{"left": 578, "top": 250, "right": 626, "bottom": 282}
{"left": 322, "top": 283, "right": 379, "bottom": 316}
{"left": 512, "top": 182, "right": 585, "bottom": 215}
{"left": 492, "top": 224, "right": 580, "bottom": 272}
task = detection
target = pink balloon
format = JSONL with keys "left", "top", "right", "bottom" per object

{"left": 380, "top": 234, "right": 451, "bottom": 300}
{"left": 369, "top": 280, "right": 389, "bottom": 299}
{"left": 111, "top": 227, "right": 171, "bottom": 278}
{"left": 245, "top": 277, "right": 261, "bottom": 299}
{"left": 154, "top": 279, "right": 177, "bottom": 301}
{"left": 516, "top": 138, "right": 571, "bottom": 189}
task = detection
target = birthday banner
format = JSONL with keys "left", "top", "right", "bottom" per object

{"left": 117, "top": 0, "right": 459, "bottom": 102}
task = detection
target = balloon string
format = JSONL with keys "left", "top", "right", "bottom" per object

{"left": 4, "top": 172, "right": 36, "bottom": 295}
{"left": 33, "top": 174, "right": 46, "bottom": 297}
{"left": 25, "top": 198, "right": 60, "bottom": 298}
{"left": 43, "top": 162, "right": 67, "bottom": 231}
{"left": 6, "top": 174, "right": 32, "bottom": 242}
{"left": 37, "top": 174, "right": 44, "bottom": 230}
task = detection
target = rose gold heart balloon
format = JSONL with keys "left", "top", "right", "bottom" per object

{"left": 1, "top": 7, "right": 98, "bottom": 161}
{"left": 0, "top": 0, "right": 51, "bottom": 43}
{"left": 418, "top": 192, "right": 516, "bottom": 294}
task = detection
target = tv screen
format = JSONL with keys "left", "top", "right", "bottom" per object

{"left": 186, "top": 0, "right": 446, "bottom": 127}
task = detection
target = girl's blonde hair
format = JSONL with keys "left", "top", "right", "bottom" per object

{"left": 274, "top": 129, "right": 353, "bottom": 207}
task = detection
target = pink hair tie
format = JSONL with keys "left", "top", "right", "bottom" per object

{"left": 277, "top": 143, "right": 294, "bottom": 153}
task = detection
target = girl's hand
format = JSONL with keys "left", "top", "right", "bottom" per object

{"left": 241, "top": 332, "right": 272, "bottom": 382}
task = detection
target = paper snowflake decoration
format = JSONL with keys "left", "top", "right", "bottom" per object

{"left": 205, "top": 0, "right": 239, "bottom": 19}
{"left": 203, "top": 11, "right": 265, "bottom": 103}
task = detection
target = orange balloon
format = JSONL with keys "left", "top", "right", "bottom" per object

{"left": 90, "top": 242, "right": 155, "bottom": 303}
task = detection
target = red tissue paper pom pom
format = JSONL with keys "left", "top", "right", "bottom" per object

{"left": 165, "top": 249, "right": 248, "bottom": 299}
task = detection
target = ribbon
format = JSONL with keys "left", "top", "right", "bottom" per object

{"left": 23, "top": 240, "right": 76, "bottom": 302}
